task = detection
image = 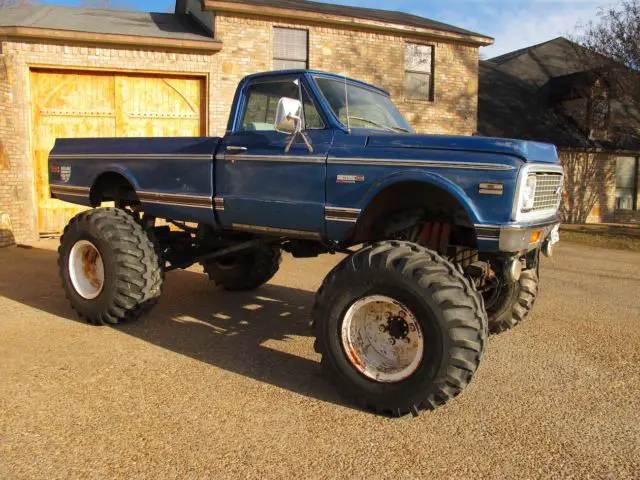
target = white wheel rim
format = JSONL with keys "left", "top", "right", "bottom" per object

{"left": 341, "top": 295, "right": 424, "bottom": 383}
{"left": 68, "top": 240, "right": 105, "bottom": 300}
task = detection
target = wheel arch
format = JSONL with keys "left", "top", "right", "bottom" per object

{"left": 89, "top": 170, "right": 140, "bottom": 207}
{"left": 351, "top": 172, "right": 481, "bottom": 242}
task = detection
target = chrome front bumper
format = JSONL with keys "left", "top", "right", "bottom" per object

{"left": 499, "top": 218, "right": 561, "bottom": 252}
{"left": 476, "top": 216, "right": 561, "bottom": 253}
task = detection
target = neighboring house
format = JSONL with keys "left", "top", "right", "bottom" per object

{"left": 478, "top": 37, "right": 640, "bottom": 224}
{"left": 0, "top": 0, "right": 492, "bottom": 246}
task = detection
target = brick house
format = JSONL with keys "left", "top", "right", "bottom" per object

{"left": 0, "top": 0, "right": 492, "bottom": 247}
{"left": 478, "top": 37, "right": 640, "bottom": 224}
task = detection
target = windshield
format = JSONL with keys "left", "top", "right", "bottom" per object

{"left": 314, "top": 77, "right": 412, "bottom": 133}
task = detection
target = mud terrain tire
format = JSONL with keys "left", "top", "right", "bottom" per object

{"left": 486, "top": 269, "right": 539, "bottom": 333}
{"left": 312, "top": 240, "right": 487, "bottom": 416}
{"left": 201, "top": 245, "right": 281, "bottom": 291}
{"left": 58, "top": 208, "right": 163, "bottom": 325}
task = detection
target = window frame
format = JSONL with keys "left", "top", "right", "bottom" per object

{"left": 238, "top": 76, "right": 326, "bottom": 133}
{"left": 272, "top": 27, "right": 309, "bottom": 71}
{"left": 404, "top": 42, "right": 435, "bottom": 102}
{"left": 311, "top": 75, "right": 413, "bottom": 133}
{"left": 614, "top": 155, "right": 639, "bottom": 211}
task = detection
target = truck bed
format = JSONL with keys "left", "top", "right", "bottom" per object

{"left": 49, "top": 137, "right": 221, "bottom": 225}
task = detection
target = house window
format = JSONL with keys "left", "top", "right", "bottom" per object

{"left": 404, "top": 44, "right": 434, "bottom": 101}
{"left": 615, "top": 156, "right": 638, "bottom": 210}
{"left": 273, "top": 28, "right": 308, "bottom": 70}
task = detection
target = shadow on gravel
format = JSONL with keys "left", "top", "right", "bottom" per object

{"left": 0, "top": 246, "right": 354, "bottom": 411}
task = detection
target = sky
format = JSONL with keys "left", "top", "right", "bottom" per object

{"left": 38, "top": 0, "right": 610, "bottom": 58}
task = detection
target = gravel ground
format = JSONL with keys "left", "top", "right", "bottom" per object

{"left": 0, "top": 240, "right": 639, "bottom": 479}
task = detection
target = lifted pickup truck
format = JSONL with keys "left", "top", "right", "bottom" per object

{"left": 49, "top": 69, "right": 563, "bottom": 416}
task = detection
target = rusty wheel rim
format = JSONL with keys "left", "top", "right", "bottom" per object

{"left": 68, "top": 240, "right": 105, "bottom": 300}
{"left": 341, "top": 295, "right": 424, "bottom": 383}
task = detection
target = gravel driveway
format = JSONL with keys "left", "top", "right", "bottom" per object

{"left": 0, "top": 240, "right": 638, "bottom": 479}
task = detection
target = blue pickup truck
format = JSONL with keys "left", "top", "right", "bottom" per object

{"left": 49, "top": 69, "right": 563, "bottom": 416}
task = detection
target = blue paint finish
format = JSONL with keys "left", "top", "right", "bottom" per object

{"left": 48, "top": 70, "right": 562, "bottom": 253}
{"left": 366, "top": 134, "right": 560, "bottom": 164}
{"left": 326, "top": 131, "right": 522, "bottom": 225}
{"left": 217, "top": 130, "right": 333, "bottom": 234}
{"left": 50, "top": 138, "right": 219, "bottom": 225}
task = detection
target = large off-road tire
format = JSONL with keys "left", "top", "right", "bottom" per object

{"left": 486, "top": 269, "right": 539, "bottom": 333}
{"left": 58, "top": 208, "right": 164, "bottom": 325}
{"left": 312, "top": 240, "right": 488, "bottom": 416}
{"left": 201, "top": 245, "right": 281, "bottom": 291}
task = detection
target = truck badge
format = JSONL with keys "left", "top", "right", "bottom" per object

{"left": 337, "top": 174, "right": 365, "bottom": 184}
{"left": 60, "top": 165, "right": 72, "bottom": 183}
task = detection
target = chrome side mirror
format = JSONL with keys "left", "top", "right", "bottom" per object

{"left": 274, "top": 97, "right": 303, "bottom": 135}
{"left": 274, "top": 96, "right": 313, "bottom": 153}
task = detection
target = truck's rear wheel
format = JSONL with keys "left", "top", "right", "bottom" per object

{"left": 312, "top": 241, "right": 487, "bottom": 416}
{"left": 486, "top": 269, "right": 539, "bottom": 333}
{"left": 201, "top": 245, "right": 281, "bottom": 291}
{"left": 58, "top": 208, "right": 163, "bottom": 325}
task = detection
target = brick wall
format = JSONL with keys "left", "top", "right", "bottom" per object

{"left": 0, "top": 40, "right": 217, "bottom": 245}
{"left": 211, "top": 14, "right": 480, "bottom": 137}
{"left": 557, "top": 150, "right": 640, "bottom": 224}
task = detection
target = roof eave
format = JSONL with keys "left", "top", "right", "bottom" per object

{"left": 0, "top": 26, "right": 223, "bottom": 53}
{"left": 203, "top": 0, "right": 494, "bottom": 47}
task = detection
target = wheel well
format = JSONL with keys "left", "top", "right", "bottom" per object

{"left": 351, "top": 181, "right": 476, "bottom": 244}
{"left": 90, "top": 172, "right": 139, "bottom": 207}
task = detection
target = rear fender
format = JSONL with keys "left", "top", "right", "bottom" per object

{"left": 90, "top": 166, "right": 141, "bottom": 191}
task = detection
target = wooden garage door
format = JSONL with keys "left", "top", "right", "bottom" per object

{"left": 31, "top": 70, "right": 205, "bottom": 234}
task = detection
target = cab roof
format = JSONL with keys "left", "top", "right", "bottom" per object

{"left": 242, "top": 70, "right": 390, "bottom": 96}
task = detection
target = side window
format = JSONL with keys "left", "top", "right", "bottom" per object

{"left": 241, "top": 81, "right": 299, "bottom": 132}
{"left": 302, "top": 85, "right": 324, "bottom": 129}
{"left": 240, "top": 80, "right": 324, "bottom": 131}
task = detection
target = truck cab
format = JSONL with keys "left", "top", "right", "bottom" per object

{"left": 216, "top": 70, "right": 562, "bottom": 256}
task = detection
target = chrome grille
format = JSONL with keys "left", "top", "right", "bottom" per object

{"left": 531, "top": 173, "right": 563, "bottom": 212}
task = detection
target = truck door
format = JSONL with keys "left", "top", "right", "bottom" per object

{"left": 216, "top": 75, "right": 332, "bottom": 238}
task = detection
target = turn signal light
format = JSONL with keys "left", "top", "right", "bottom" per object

{"left": 529, "top": 230, "right": 542, "bottom": 244}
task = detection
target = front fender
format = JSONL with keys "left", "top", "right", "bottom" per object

{"left": 356, "top": 170, "right": 482, "bottom": 225}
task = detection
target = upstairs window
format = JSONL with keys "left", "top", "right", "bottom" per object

{"left": 404, "top": 44, "right": 434, "bottom": 101}
{"left": 615, "top": 156, "right": 638, "bottom": 210}
{"left": 273, "top": 28, "right": 308, "bottom": 70}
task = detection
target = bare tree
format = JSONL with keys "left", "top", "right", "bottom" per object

{"left": 0, "top": 0, "right": 37, "bottom": 7}
{"left": 574, "top": 1, "right": 640, "bottom": 141}
{"left": 562, "top": 152, "right": 617, "bottom": 223}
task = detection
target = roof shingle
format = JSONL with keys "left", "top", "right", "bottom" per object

{"left": 216, "top": 0, "right": 491, "bottom": 39}
{"left": 0, "top": 5, "right": 214, "bottom": 42}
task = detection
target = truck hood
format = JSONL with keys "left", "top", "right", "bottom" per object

{"left": 366, "top": 134, "right": 560, "bottom": 164}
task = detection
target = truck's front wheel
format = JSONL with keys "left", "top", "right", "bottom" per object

{"left": 201, "top": 245, "right": 281, "bottom": 291}
{"left": 486, "top": 269, "right": 539, "bottom": 333}
{"left": 59, "top": 208, "right": 164, "bottom": 325}
{"left": 312, "top": 241, "right": 487, "bottom": 416}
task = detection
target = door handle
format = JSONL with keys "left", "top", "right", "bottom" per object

{"left": 226, "top": 146, "right": 247, "bottom": 152}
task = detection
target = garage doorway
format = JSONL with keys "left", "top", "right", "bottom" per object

{"left": 31, "top": 69, "right": 206, "bottom": 234}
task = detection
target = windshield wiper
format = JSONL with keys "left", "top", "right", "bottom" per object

{"left": 347, "top": 116, "right": 395, "bottom": 132}
{"left": 390, "top": 126, "right": 411, "bottom": 133}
